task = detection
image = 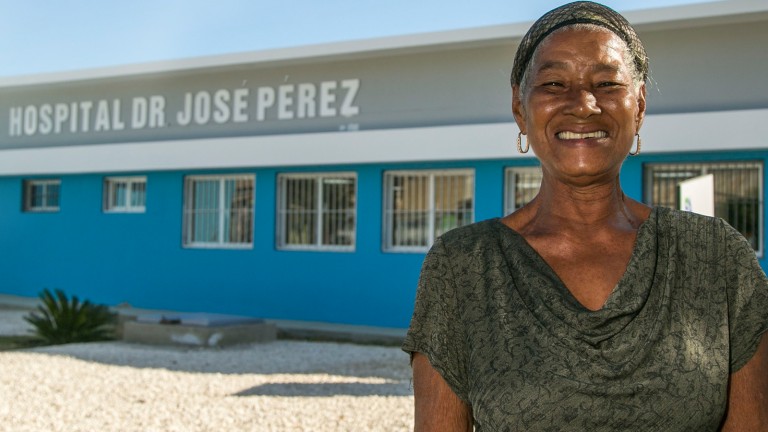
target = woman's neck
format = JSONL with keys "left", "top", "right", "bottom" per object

{"left": 514, "top": 176, "right": 649, "bottom": 236}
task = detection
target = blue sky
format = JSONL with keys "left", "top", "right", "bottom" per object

{"left": 0, "top": 0, "right": 715, "bottom": 77}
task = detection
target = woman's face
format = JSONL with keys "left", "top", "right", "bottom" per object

{"left": 512, "top": 26, "right": 646, "bottom": 186}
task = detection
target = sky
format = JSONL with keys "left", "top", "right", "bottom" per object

{"left": 0, "top": 0, "right": 717, "bottom": 78}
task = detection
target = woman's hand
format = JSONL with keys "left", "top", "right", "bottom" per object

{"left": 412, "top": 352, "right": 473, "bottom": 431}
{"left": 720, "top": 333, "right": 768, "bottom": 431}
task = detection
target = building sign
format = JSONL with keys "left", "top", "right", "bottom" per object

{"left": 0, "top": 43, "right": 517, "bottom": 151}
{"left": 7, "top": 79, "right": 360, "bottom": 139}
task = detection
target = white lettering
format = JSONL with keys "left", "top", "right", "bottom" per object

{"left": 9, "top": 107, "right": 22, "bottom": 136}
{"left": 193, "top": 91, "right": 211, "bottom": 125}
{"left": 70, "top": 102, "right": 78, "bottom": 133}
{"left": 297, "top": 83, "right": 316, "bottom": 119}
{"left": 54, "top": 103, "right": 68, "bottom": 133}
{"left": 23, "top": 106, "right": 37, "bottom": 136}
{"left": 112, "top": 99, "right": 125, "bottom": 130}
{"left": 176, "top": 93, "right": 192, "bottom": 126}
{"left": 319, "top": 81, "right": 337, "bottom": 117}
{"left": 132, "top": 97, "right": 148, "bottom": 129}
{"left": 5, "top": 79, "right": 360, "bottom": 139}
{"left": 80, "top": 101, "right": 93, "bottom": 132}
{"left": 39, "top": 104, "right": 53, "bottom": 135}
{"left": 256, "top": 87, "right": 275, "bottom": 121}
{"left": 149, "top": 96, "right": 165, "bottom": 128}
{"left": 232, "top": 88, "right": 249, "bottom": 122}
{"left": 277, "top": 85, "right": 295, "bottom": 120}
{"left": 177, "top": 89, "right": 253, "bottom": 125}
{"left": 94, "top": 100, "right": 110, "bottom": 131}
{"left": 213, "top": 89, "right": 231, "bottom": 124}
{"left": 340, "top": 79, "right": 360, "bottom": 117}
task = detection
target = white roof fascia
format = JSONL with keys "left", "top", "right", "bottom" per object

{"left": 627, "top": 0, "right": 768, "bottom": 31}
{"left": 1, "top": 108, "right": 766, "bottom": 176}
{"left": 0, "top": 0, "right": 766, "bottom": 88}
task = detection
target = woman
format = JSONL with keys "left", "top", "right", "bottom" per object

{"left": 402, "top": 2, "right": 768, "bottom": 431}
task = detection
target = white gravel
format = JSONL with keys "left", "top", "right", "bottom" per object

{"left": 0, "top": 308, "right": 415, "bottom": 431}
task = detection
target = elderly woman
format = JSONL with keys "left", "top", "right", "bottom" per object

{"left": 402, "top": 2, "right": 768, "bottom": 431}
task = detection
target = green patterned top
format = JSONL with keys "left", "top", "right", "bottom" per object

{"left": 403, "top": 207, "right": 768, "bottom": 431}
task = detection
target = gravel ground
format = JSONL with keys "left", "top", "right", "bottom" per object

{"left": 0, "top": 309, "right": 415, "bottom": 431}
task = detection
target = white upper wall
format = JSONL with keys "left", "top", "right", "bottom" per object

{"left": 2, "top": 6, "right": 766, "bottom": 152}
{"left": 0, "top": 0, "right": 766, "bottom": 87}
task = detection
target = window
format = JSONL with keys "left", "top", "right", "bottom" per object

{"left": 504, "top": 166, "right": 543, "bottom": 215}
{"left": 644, "top": 161, "right": 763, "bottom": 255}
{"left": 383, "top": 169, "right": 474, "bottom": 251}
{"left": 277, "top": 173, "right": 356, "bottom": 251}
{"left": 104, "top": 176, "right": 146, "bottom": 213}
{"left": 23, "top": 179, "right": 60, "bottom": 212}
{"left": 183, "top": 174, "right": 254, "bottom": 248}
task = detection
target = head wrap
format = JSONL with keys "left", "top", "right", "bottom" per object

{"left": 510, "top": 1, "right": 648, "bottom": 87}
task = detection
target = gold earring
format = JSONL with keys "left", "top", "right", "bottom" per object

{"left": 629, "top": 134, "right": 641, "bottom": 156}
{"left": 517, "top": 131, "right": 529, "bottom": 154}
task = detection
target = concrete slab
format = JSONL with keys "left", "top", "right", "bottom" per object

{"left": 268, "top": 319, "right": 406, "bottom": 346}
{"left": 123, "top": 319, "right": 277, "bottom": 348}
{"left": 135, "top": 312, "right": 265, "bottom": 327}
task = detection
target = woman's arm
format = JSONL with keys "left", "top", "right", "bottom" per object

{"left": 720, "top": 332, "right": 768, "bottom": 431}
{"left": 413, "top": 352, "right": 473, "bottom": 432}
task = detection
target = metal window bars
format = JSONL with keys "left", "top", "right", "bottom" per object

{"left": 277, "top": 173, "right": 356, "bottom": 250}
{"left": 504, "top": 166, "right": 543, "bottom": 215}
{"left": 183, "top": 175, "right": 254, "bottom": 247}
{"left": 384, "top": 170, "right": 474, "bottom": 251}
{"left": 644, "top": 161, "right": 763, "bottom": 255}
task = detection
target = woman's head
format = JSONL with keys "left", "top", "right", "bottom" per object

{"left": 511, "top": 1, "right": 648, "bottom": 96}
{"left": 510, "top": 3, "right": 648, "bottom": 185}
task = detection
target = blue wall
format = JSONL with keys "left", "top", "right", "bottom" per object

{"left": 2, "top": 150, "right": 767, "bottom": 328}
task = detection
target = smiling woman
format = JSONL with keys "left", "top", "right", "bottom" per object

{"left": 0, "top": 2, "right": 766, "bottom": 429}
{"left": 402, "top": 1, "right": 768, "bottom": 431}
{"left": 513, "top": 26, "right": 645, "bottom": 187}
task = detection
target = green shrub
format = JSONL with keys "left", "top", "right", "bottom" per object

{"left": 24, "top": 289, "right": 116, "bottom": 345}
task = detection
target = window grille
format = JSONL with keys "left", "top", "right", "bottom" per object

{"left": 23, "top": 179, "right": 60, "bottom": 212}
{"left": 644, "top": 161, "right": 763, "bottom": 255}
{"left": 504, "top": 166, "right": 543, "bottom": 215}
{"left": 383, "top": 169, "right": 474, "bottom": 252}
{"left": 104, "top": 176, "right": 146, "bottom": 213}
{"left": 183, "top": 174, "right": 254, "bottom": 248}
{"left": 277, "top": 173, "right": 356, "bottom": 251}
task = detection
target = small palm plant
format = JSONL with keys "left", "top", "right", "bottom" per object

{"left": 24, "top": 289, "right": 116, "bottom": 345}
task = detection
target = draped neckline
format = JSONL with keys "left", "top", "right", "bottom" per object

{"left": 491, "top": 207, "right": 667, "bottom": 372}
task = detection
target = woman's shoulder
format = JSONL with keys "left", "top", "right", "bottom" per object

{"left": 656, "top": 206, "right": 721, "bottom": 228}
{"left": 435, "top": 219, "right": 510, "bottom": 252}
{"left": 440, "top": 218, "right": 506, "bottom": 240}
{"left": 425, "top": 220, "right": 518, "bottom": 276}
{"left": 655, "top": 206, "right": 748, "bottom": 249}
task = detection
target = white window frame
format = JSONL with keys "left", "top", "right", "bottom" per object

{"left": 383, "top": 169, "right": 475, "bottom": 253}
{"left": 276, "top": 172, "right": 357, "bottom": 252}
{"left": 103, "top": 176, "right": 147, "bottom": 213}
{"left": 23, "top": 179, "right": 60, "bottom": 212}
{"left": 504, "top": 166, "right": 543, "bottom": 215}
{"left": 644, "top": 160, "right": 764, "bottom": 257}
{"left": 182, "top": 174, "right": 255, "bottom": 249}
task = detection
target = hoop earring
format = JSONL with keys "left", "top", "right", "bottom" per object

{"left": 517, "top": 131, "right": 529, "bottom": 154}
{"left": 629, "top": 134, "right": 641, "bottom": 156}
